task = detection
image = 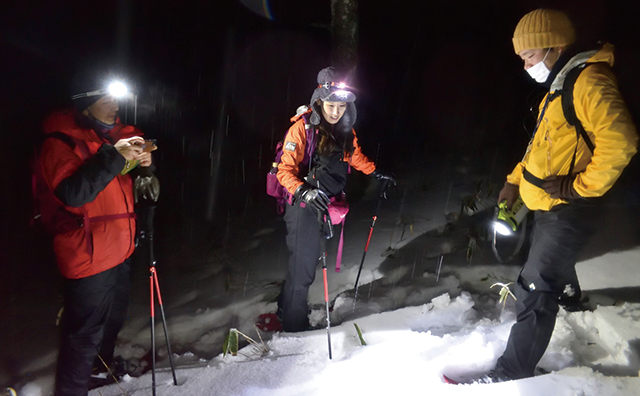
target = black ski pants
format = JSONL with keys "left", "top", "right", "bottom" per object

{"left": 55, "top": 258, "right": 132, "bottom": 396}
{"left": 280, "top": 202, "right": 323, "bottom": 332}
{"left": 495, "top": 200, "right": 599, "bottom": 379}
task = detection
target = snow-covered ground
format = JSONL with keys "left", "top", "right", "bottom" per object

{"left": 7, "top": 155, "right": 640, "bottom": 396}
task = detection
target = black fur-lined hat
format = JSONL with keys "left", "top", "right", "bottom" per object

{"left": 309, "top": 67, "right": 357, "bottom": 130}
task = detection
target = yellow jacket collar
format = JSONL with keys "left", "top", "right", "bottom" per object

{"left": 550, "top": 43, "right": 615, "bottom": 92}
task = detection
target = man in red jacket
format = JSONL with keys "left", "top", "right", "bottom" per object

{"left": 40, "top": 70, "right": 156, "bottom": 396}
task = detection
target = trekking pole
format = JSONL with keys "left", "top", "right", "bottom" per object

{"left": 353, "top": 179, "right": 390, "bottom": 305}
{"left": 318, "top": 210, "right": 334, "bottom": 360}
{"left": 142, "top": 206, "right": 178, "bottom": 396}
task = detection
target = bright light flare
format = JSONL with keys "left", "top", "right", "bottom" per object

{"left": 494, "top": 221, "right": 513, "bottom": 236}
{"left": 107, "top": 81, "right": 129, "bottom": 98}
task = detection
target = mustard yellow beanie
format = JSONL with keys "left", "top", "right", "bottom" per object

{"left": 512, "top": 9, "right": 575, "bottom": 54}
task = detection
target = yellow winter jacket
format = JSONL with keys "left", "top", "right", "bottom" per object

{"left": 507, "top": 43, "right": 638, "bottom": 211}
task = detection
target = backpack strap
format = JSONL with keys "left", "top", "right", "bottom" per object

{"left": 547, "top": 63, "right": 600, "bottom": 176}
{"left": 301, "top": 113, "right": 317, "bottom": 175}
{"left": 562, "top": 64, "right": 600, "bottom": 175}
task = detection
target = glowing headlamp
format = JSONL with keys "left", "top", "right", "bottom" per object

{"left": 106, "top": 81, "right": 129, "bottom": 98}
{"left": 319, "top": 81, "right": 356, "bottom": 102}
{"left": 71, "top": 80, "right": 130, "bottom": 100}
{"left": 321, "top": 81, "right": 349, "bottom": 91}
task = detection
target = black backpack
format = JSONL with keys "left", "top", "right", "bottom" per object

{"left": 557, "top": 63, "right": 600, "bottom": 174}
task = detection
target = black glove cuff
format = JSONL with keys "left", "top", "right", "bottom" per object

{"left": 293, "top": 184, "right": 311, "bottom": 201}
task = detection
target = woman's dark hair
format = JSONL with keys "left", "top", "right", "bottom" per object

{"left": 315, "top": 101, "right": 354, "bottom": 157}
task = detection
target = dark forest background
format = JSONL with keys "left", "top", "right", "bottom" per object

{"left": 1, "top": 0, "right": 639, "bottom": 311}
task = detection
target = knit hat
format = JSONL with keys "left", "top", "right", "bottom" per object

{"left": 309, "top": 67, "right": 357, "bottom": 128}
{"left": 512, "top": 9, "right": 575, "bottom": 54}
{"left": 69, "top": 69, "right": 106, "bottom": 111}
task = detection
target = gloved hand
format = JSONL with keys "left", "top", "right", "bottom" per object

{"left": 294, "top": 184, "right": 330, "bottom": 212}
{"left": 371, "top": 170, "right": 396, "bottom": 199}
{"left": 497, "top": 182, "right": 519, "bottom": 210}
{"left": 542, "top": 175, "right": 581, "bottom": 199}
{"left": 134, "top": 174, "right": 160, "bottom": 203}
{"left": 371, "top": 170, "right": 397, "bottom": 186}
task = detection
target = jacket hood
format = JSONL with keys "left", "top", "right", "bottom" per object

{"left": 550, "top": 43, "right": 615, "bottom": 92}
{"left": 42, "top": 110, "right": 97, "bottom": 141}
{"left": 42, "top": 109, "right": 141, "bottom": 143}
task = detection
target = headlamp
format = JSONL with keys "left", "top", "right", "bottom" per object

{"left": 321, "top": 81, "right": 349, "bottom": 91}
{"left": 71, "top": 80, "right": 130, "bottom": 100}
{"left": 319, "top": 81, "right": 356, "bottom": 103}
{"left": 107, "top": 81, "right": 129, "bottom": 98}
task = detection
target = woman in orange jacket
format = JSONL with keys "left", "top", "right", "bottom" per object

{"left": 276, "top": 67, "right": 394, "bottom": 332}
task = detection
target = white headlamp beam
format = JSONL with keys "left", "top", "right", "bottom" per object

{"left": 71, "top": 80, "right": 130, "bottom": 100}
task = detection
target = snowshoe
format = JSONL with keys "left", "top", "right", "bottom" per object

{"left": 256, "top": 313, "right": 283, "bottom": 332}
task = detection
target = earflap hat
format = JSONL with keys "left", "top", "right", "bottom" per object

{"left": 309, "top": 67, "right": 357, "bottom": 129}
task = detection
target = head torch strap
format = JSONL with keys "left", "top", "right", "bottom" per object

{"left": 71, "top": 89, "right": 107, "bottom": 100}
{"left": 319, "top": 82, "right": 348, "bottom": 90}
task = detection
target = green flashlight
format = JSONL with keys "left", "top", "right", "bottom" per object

{"left": 494, "top": 196, "right": 529, "bottom": 236}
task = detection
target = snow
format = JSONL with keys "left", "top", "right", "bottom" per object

{"left": 6, "top": 156, "right": 640, "bottom": 396}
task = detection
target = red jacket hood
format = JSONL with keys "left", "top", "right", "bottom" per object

{"left": 42, "top": 109, "right": 142, "bottom": 141}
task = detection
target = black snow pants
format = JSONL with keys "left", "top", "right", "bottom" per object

{"left": 495, "top": 200, "right": 600, "bottom": 379}
{"left": 279, "top": 202, "right": 323, "bottom": 332}
{"left": 55, "top": 258, "right": 132, "bottom": 396}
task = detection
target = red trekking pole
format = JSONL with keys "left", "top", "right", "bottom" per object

{"left": 141, "top": 206, "right": 178, "bottom": 395}
{"left": 353, "top": 179, "right": 390, "bottom": 305}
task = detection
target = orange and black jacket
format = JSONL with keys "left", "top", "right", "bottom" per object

{"left": 277, "top": 112, "right": 376, "bottom": 197}
{"left": 40, "top": 110, "right": 140, "bottom": 279}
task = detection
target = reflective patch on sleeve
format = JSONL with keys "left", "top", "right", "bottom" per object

{"left": 284, "top": 141, "right": 297, "bottom": 151}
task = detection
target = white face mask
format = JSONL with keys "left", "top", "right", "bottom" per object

{"left": 526, "top": 48, "right": 552, "bottom": 83}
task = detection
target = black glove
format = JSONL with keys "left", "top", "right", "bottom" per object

{"left": 371, "top": 170, "right": 396, "bottom": 199}
{"left": 294, "top": 184, "right": 330, "bottom": 212}
{"left": 542, "top": 175, "right": 581, "bottom": 200}
{"left": 497, "top": 182, "right": 519, "bottom": 210}
{"left": 371, "top": 170, "right": 397, "bottom": 185}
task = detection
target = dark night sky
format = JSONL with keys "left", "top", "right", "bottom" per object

{"left": 1, "top": 0, "right": 639, "bottom": 303}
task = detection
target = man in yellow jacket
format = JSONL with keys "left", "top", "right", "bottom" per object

{"left": 487, "top": 9, "right": 638, "bottom": 382}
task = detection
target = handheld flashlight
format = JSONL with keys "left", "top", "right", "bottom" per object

{"left": 494, "top": 196, "right": 529, "bottom": 236}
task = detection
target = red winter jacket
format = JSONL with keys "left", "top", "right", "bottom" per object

{"left": 40, "top": 110, "right": 140, "bottom": 279}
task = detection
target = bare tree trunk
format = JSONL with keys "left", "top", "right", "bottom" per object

{"left": 330, "top": 0, "right": 359, "bottom": 76}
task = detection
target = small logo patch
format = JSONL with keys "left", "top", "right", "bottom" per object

{"left": 284, "top": 141, "right": 297, "bottom": 151}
